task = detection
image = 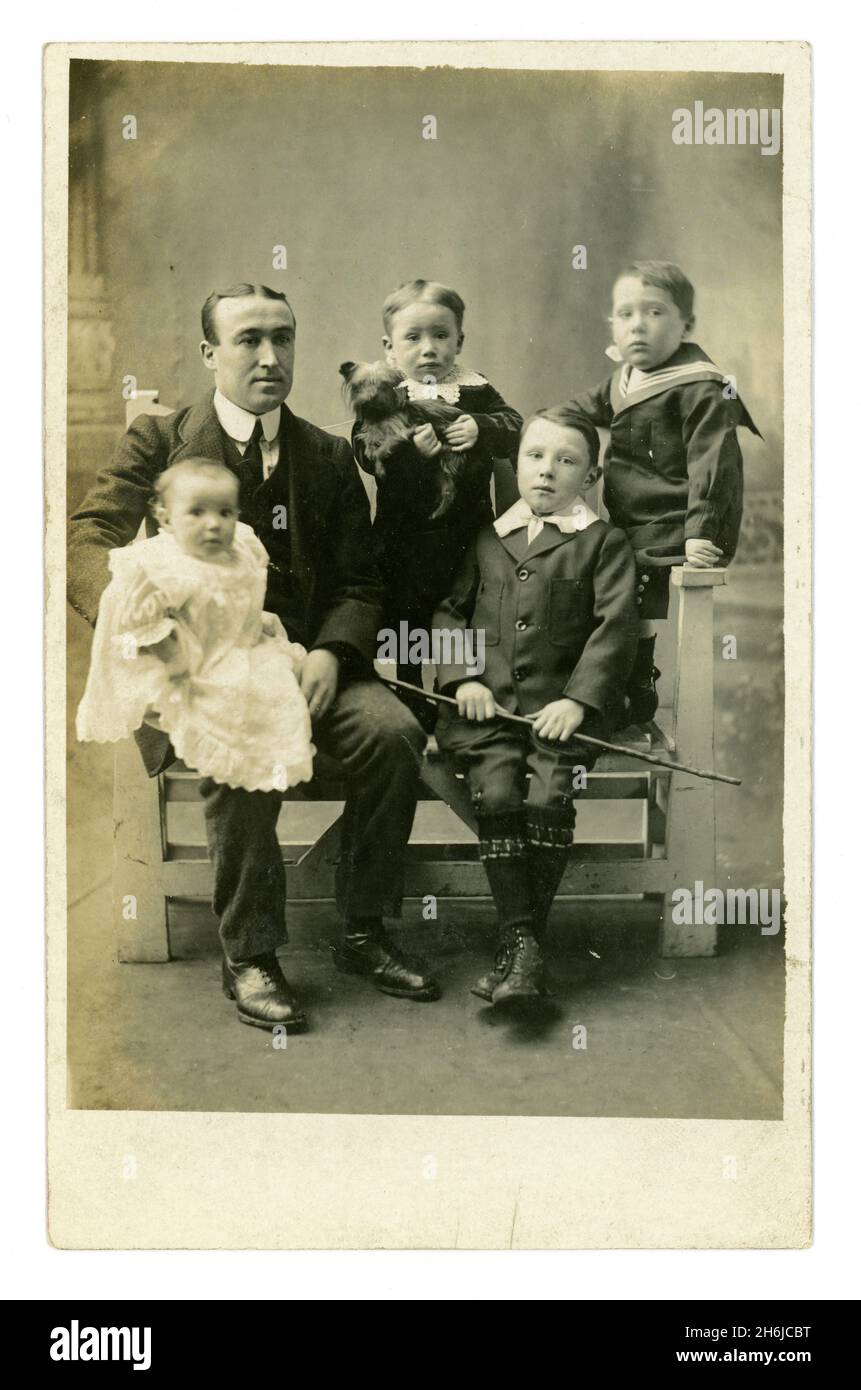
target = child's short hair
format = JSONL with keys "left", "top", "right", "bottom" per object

{"left": 521, "top": 406, "right": 601, "bottom": 474}
{"left": 153, "top": 457, "right": 239, "bottom": 511}
{"left": 382, "top": 279, "right": 466, "bottom": 334}
{"left": 613, "top": 260, "right": 695, "bottom": 325}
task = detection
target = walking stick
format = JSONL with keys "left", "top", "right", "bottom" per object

{"left": 380, "top": 675, "right": 741, "bottom": 787}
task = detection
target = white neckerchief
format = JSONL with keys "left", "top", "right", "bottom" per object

{"left": 396, "top": 362, "right": 488, "bottom": 404}
{"left": 494, "top": 495, "right": 600, "bottom": 546}
{"left": 214, "top": 389, "right": 282, "bottom": 478}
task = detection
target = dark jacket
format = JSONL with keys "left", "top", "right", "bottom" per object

{"left": 432, "top": 516, "right": 638, "bottom": 722}
{"left": 68, "top": 392, "right": 384, "bottom": 773}
{"left": 353, "top": 379, "right": 521, "bottom": 617}
{"left": 568, "top": 342, "right": 760, "bottom": 561}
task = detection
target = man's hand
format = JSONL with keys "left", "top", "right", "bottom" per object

{"left": 455, "top": 680, "right": 497, "bottom": 721}
{"left": 444, "top": 414, "right": 480, "bottom": 453}
{"left": 299, "top": 648, "right": 340, "bottom": 721}
{"left": 413, "top": 423, "right": 443, "bottom": 458}
{"left": 532, "top": 698, "right": 586, "bottom": 742}
{"left": 685, "top": 538, "right": 723, "bottom": 568}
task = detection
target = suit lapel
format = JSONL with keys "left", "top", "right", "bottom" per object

{"left": 497, "top": 528, "right": 530, "bottom": 564}
{"left": 497, "top": 523, "right": 582, "bottom": 564}
{"left": 171, "top": 392, "right": 233, "bottom": 466}
{"left": 523, "top": 524, "right": 582, "bottom": 561}
{"left": 283, "top": 408, "right": 328, "bottom": 603}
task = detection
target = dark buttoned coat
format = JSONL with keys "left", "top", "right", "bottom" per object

{"left": 568, "top": 341, "right": 760, "bottom": 562}
{"left": 432, "top": 516, "right": 638, "bottom": 723}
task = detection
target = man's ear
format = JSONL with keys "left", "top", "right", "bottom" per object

{"left": 381, "top": 335, "right": 392, "bottom": 353}
{"left": 200, "top": 339, "right": 217, "bottom": 372}
{"left": 339, "top": 361, "right": 357, "bottom": 381}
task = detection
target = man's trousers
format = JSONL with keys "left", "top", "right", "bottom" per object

{"left": 199, "top": 679, "right": 425, "bottom": 962}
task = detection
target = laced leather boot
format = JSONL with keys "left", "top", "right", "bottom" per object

{"left": 332, "top": 919, "right": 441, "bottom": 1001}
{"left": 471, "top": 839, "right": 568, "bottom": 1002}
{"left": 222, "top": 952, "right": 307, "bottom": 1032}
{"left": 471, "top": 936, "right": 516, "bottom": 1003}
{"left": 491, "top": 927, "right": 546, "bottom": 1005}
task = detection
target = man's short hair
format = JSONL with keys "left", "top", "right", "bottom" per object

{"left": 521, "top": 405, "right": 601, "bottom": 473}
{"left": 613, "top": 260, "right": 695, "bottom": 326}
{"left": 201, "top": 284, "right": 295, "bottom": 345}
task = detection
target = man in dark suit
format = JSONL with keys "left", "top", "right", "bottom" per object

{"left": 68, "top": 283, "right": 439, "bottom": 1031}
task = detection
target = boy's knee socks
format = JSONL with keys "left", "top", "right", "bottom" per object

{"left": 477, "top": 811, "right": 533, "bottom": 935}
{"left": 525, "top": 809, "right": 573, "bottom": 937}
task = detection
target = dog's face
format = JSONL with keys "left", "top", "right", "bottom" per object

{"left": 339, "top": 359, "right": 405, "bottom": 416}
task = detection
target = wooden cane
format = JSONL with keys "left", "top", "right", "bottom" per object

{"left": 380, "top": 675, "right": 741, "bottom": 787}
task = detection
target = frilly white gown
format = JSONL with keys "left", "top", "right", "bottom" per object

{"left": 76, "top": 523, "right": 315, "bottom": 793}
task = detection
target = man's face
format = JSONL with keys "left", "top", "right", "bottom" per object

{"left": 201, "top": 295, "right": 296, "bottom": 413}
{"left": 382, "top": 301, "right": 463, "bottom": 383}
{"left": 517, "top": 419, "right": 597, "bottom": 515}
{"left": 160, "top": 471, "right": 239, "bottom": 560}
{"left": 610, "top": 275, "right": 689, "bottom": 371}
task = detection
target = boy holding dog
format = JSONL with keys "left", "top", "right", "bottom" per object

{"left": 346, "top": 279, "right": 522, "bottom": 698}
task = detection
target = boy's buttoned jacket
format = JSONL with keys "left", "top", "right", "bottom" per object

{"left": 433, "top": 515, "right": 638, "bottom": 722}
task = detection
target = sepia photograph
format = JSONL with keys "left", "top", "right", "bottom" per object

{"left": 46, "top": 39, "right": 811, "bottom": 1248}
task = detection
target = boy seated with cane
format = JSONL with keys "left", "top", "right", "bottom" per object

{"left": 433, "top": 405, "right": 638, "bottom": 1005}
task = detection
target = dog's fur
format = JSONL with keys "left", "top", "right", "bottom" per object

{"left": 340, "top": 359, "right": 469, "bottom": 520}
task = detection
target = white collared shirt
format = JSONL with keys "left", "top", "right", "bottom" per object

{"left": 494, "top": 495, "right": 600, "bottom": 546}
{"left": 213, "top": 389, "right": 282, "bottom": 479}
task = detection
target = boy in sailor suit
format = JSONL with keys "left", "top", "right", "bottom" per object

{"left": 433, "top": 406, "right": 637, "bottom": 1006}
{"left": 568, "top": 260, "right": 760, "bottom": 723}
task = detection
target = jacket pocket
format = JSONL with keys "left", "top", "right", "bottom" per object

{"left": 476, "top": 579, "right": 503, "bottom": 646}
{"left": 547, "top": 579, "right": 589, "bottom": 646}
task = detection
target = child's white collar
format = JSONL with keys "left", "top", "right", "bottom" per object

{"left": 397, "top": 362, "right": 488, "bottom": 404}
{"left": 494, "top": 495, "right": 600, "bottom": 538}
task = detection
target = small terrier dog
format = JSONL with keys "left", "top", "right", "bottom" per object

{"left": 340, "top": 359, "right": 469, "bottom": 520}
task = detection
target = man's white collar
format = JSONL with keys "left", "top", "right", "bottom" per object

{"left": 214, "top": 389, "right": 282, "bottom": 444}
{"left": 494, "top": 496, "right": 600, "bottom": 540}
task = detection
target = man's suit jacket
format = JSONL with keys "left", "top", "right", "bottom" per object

{"left": 432, "top": 518, "right": 638, "bottom": 723}
{"left": 68, "top": 391, "right": 384, "bottom": 774}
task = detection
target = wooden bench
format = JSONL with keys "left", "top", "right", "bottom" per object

{"left": 112, "top": 392, "right": 726, "bottom": 962}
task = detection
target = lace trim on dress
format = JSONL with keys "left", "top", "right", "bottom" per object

{"left": 397, "top": 363, "right": 488, "bottom": 404}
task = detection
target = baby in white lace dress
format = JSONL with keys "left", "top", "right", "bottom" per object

{"left": 76, "top": 457, "right": 314, "bottom": 793}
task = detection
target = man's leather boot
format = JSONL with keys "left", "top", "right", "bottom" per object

{"left": 222, "top": 952, "right": 307, "bottom": 1032}
{"left": 332, "top": 918, "right": 441, "bottom": 1001}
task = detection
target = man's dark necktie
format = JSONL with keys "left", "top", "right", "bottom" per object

{"left": 244, "top": 417, "right": 265, "bottom": 485}
{"left": 238, "top": 418, "right": 264, "bottom": 519}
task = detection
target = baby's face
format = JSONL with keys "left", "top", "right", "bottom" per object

{"left": 517, "top": 419, "right": 596, "bottom": 515}
{"left": 383, "top": 301, "right": 463, "bottom": 383}
{"left": 611, "top": 276, "right": 689, "bottom": 371}
{"left": 161, "top": 473, "right": 239, "bottom": 560}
